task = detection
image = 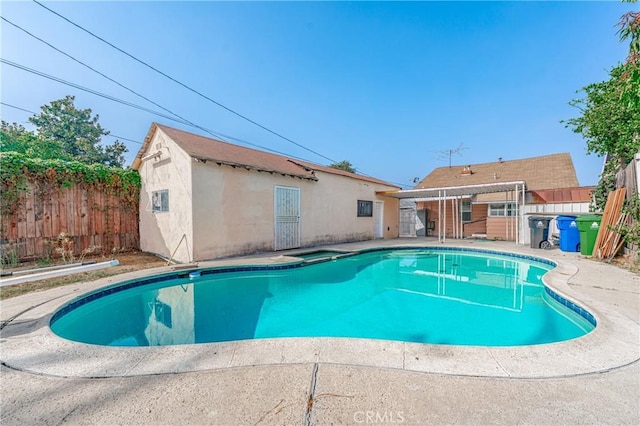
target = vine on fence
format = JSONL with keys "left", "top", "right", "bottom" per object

{"left": 0, "top": 151, "right": 140, "bottom": 216}
{"left": 1, "top": 152, "right": 140, "bottom": 263}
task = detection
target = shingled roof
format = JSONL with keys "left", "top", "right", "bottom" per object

{"left": 415, "top": 153, "right": 579, "bottom": 191}
{"left": 133, "top": 123, "right": 399, "bottom": 188}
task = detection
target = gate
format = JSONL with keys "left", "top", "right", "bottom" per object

{"left": 274, "top": 186, "right": 300, "bottom": 251}
{"left": 399, "top": 208, "right": 416, "bottom": 237}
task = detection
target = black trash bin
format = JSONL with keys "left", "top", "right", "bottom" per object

{"left": 528, "top": 216, "right": 552, "bottom": 249}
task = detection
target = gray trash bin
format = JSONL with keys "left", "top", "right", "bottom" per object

{"left": 528, "top": 216, "right": 551, "bottom": 248}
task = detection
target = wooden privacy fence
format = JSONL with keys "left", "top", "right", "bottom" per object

{"left": 1, "top": 181, "right": 139, "bottom": 262}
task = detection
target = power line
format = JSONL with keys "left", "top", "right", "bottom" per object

{"left": 1, "top": 101, "right": 142, "bottom": 145}
{"left": 12, "top": 5, "right": 409, "bottom": 185}
{"left": 1, "top": 16, "right": 330, "bottom": 162}
{"left": 0, "top": 60, "right": 309, "bottom": 157}
{"left": 31, "top": 0, "right": 340, "bottom": 165}
{"left": 2, "top": 15, "right": 294, "bottom": 157}
{"left": 2, "top": 98, "right": 409, "bottom": 186}
{"left": 0, "top": 16, "right": 207, "bottom": 134}
{"left": 1, "top": 59, "right": 191, "bottom": 126}
{"left": 0, "top": 102, "right": 34, "bottom": 115}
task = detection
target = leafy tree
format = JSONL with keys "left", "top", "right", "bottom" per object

{"left": 565, "top": 65, "right": 640, "bottom": 171}
{"left": 328, "top": 160, "right": 356, "bottom": 173}
{"left": 617, "top": 7, "right": 640, "bottom": 109}
{"left": 25, "top": 96, "right": 127, "bottom": 167}
{"left": 1, "top": 121, "right": 71, "bottom": 161}
{"left": 564, "top": 3, "right": 640, "bottom": 211}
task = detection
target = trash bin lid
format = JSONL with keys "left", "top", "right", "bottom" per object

{"left": 576, "top": 214, "right": 602, "bottom": 223}
{"left": 528, "top": 216, "right": 552, "bottom": 220}
{"left": 576, "top": 214, "right": 602, "bottom": 231}
{"left": 556, "top": 215, "right": 578, "bottom": 230}
{"left": 528, "top": 216, "right": 552, "bottom": 223}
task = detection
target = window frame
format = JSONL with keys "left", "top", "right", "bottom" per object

{"left": 152, "top": 189, "right": 169, "bottom": 213}
{"left": 488, "top": 202, "right": 517, "bottom": 217}
{"left": 357, "top": 200, "right": 373, "bottom": 217}
{"left": 460, "top": 200, "right": 472, "bottom": 223}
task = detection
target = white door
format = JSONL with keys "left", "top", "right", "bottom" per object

{"left": 274, "top": 186, "right": 300, "bottom": 250}
{"left": 374, "top": 200, "right": 384, "bottom": 239}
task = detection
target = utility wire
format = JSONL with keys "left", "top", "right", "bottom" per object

{"left": 2, "top": 14, "right": 408, "bottom": 186}
{"left": 1, "top": 101, "right": 142, "bottom": 144}
{"left": 0, "top": 16, "right": 209, "bottom": 134}
{"left": 21, "top": 3, "right": 409, "bottom": 185}
{"left": 31, "top": 0, "right": 340, "bottom": 165}
{"left": 1, "top": 60, "right": 310, "bottom": 158}
{"left": 0, "top": 102, "right": 34, "bottom": 115}
{"left": 1, "top": 59, "right": 191, "bottom": 126}
{"left": 0, "top": 18, "right": 322, "bottom": 160}
{"left": 2, "top": 97, "right": 408, "bottom": 185}
{"left": 2, "top": 16, "right": 292, "bottom": 158}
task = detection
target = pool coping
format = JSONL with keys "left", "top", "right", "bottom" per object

{"left": 1, "top": 243, "right": 638, "bottom": 379}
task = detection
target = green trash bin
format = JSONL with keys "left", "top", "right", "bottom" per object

{"left": 576, "top": 215, "right": 603, "bottom": 256}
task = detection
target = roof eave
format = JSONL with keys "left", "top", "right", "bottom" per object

{"left": 381, "top": 180, "right": 527, "bottom": 199}
{"left": 194, "top": 157, "right": 318, "bottom": 181}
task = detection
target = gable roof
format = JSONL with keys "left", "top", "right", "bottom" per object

{"left": 133, "top": 123, "right": 399, "bottom": 188}
{"left": 415, "top": 153, "right": 579, "bottom": 191}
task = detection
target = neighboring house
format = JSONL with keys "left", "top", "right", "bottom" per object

{"left": 384, "top": 153, "right": 590, "bottom": 243}
{"left": 132, "top": 123, "right": 400, "bottom": 262}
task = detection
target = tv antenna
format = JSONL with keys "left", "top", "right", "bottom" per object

{"left": 436, "top": 143, "right": 468, "bottom": 168}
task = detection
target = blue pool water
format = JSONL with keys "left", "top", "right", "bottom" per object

{"left": 50, "top": 248, "right": 595, "bottom": 347}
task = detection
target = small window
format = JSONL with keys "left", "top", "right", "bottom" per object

{"left": 152, "top": 189, "right": 169, "bottom": 212}
{"left": 489, "top": 203, "right": 505, "bottom": 217}
{"left": 461, "top": 201, "right": 472, "bottom": 223}
{"left": 488, "top": 202, "right": 517, "bottom": 217}
{"left": 357, "top": 200, "right": 373, "bottom": 217}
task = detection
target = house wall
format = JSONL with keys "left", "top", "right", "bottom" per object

{"left": 191, "top": 162, "right": 292, "bottom": 260}
{"left": 300, "top": 170, "right": 399, "bottom": 245}
{"left": 464, "top": 207, "right": 488, "bottom": 236}
{"left": 189, "top": 162, "right": 399, "bottom": 261}
{"left": 138, "top": 130, "right": 194, "bottom": 262}
{"left": 486, "top": 217, "right": 518, "bottom": 240}
{"left": 417, "top": 200, "right": 485, "bottom": 238}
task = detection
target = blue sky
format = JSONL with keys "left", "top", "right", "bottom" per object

{"left": 0, "top": 1, "right": 634, "bottom": 187}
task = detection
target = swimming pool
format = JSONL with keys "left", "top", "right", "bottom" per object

{"left": 50, "top": 248, "right": 595, "bottom": 347}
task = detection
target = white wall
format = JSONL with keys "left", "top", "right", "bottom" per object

{"left": 190, "top": 163, "right": 399, "bottom": 261}
{"left": 138, "top": 129, "right": 194, "bottom": 262}
{"left": 518, "top": 202, "right": 590, "bottom": 245}
{"left": 138, "top": 128, "right": 400, "bottom": 262}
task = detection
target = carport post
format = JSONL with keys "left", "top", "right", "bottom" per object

{"left": 443, "top": 189, "right": 447, "bottom": 243}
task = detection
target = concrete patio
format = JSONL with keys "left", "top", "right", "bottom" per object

{"left": 1, "top": 239, "right": 639, "bottom": 425}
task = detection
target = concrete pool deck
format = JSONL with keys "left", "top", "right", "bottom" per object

{"left": 1, "top": 239, "right": 639, "bottom": 424}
